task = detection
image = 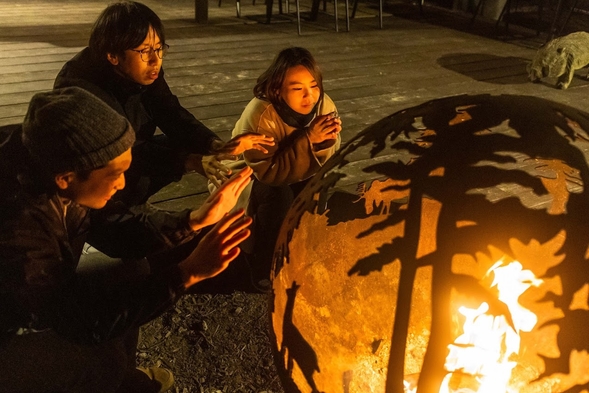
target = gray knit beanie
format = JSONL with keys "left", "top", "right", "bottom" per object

{"left": 22, "top": 87, "right": 135, "bottom": 173}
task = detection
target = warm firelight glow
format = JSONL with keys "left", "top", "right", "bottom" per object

{"left": 442, "top": 261, "right": 542, "bottom": 392}
{"left": 405, "top": 261, "right": 543, "bottom": 393}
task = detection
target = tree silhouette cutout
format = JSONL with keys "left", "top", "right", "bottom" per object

{"left": 272, "top": 94, "right": 589, "bottom": 393}
{"left": 278, "top": 281, "right": 323, "bottom": 393}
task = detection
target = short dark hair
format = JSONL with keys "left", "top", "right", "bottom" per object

{"left": 20, "top": 164, "right": 97, "bottom": 196}
{"left": 89, "top": 1, "right": 165, "bottom": 59}
{"left": 253, "top": 47, "right": 324, "bottom": 106}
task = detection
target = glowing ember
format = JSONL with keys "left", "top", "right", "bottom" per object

{"left": 441, "top": 261, "right": 543, "bottom": 393}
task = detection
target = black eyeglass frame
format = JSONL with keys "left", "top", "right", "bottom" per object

{"left": 130, "top": 44, "right": 169, "bottom": 62}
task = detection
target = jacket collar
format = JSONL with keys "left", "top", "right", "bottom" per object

{"left": 274, "top": 100, "right": 320, "bottom": 129}
{"left": 106, "top": 65, "right": 146, "bottom": 98}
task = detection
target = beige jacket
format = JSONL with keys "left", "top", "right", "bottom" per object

{"left": 232, "top": 94, "right": 341, "bottom": 186}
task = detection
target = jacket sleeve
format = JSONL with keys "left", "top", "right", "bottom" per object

{"left": 87, "top": 202, "right": 197, "bottom": 259}
{"left": 235, "top": 96, "right": 341, "bottom": 186}
{"left": 143, "top": 69, "right": 222, "bottom": 155}
{"left": 0, "top": 199, "right": 187, "bottom": 344}
{"left": 0, "top": 201, "right": 76, "bottom": 334}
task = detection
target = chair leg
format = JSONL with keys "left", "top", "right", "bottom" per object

{"left": 494, "top": 0, "right": 511, "bottom": 29}
{"left": 351, "top": 0, "right": 359, "bottom": 18}
{"left": 345, "top": 0, "right": 350, "bottom": 31}
{"left": 557, "top": 0, "right": 578, "bottom": 36}
{"left": 266, "top": 0, "right": 273, "bottom": 23}
{"left": 378, "top": 0, "right": 383, "bottom": 28}
{"left": 470, "top": 0, "right": 484, "bottom": 24}
{"left": 296, "top": 0, "right": 302, "bottom": 34}
{"left": 349, "top": 0, "right": 382, "bottom": 24}
{"left": 310, "top": 0, "right": 321, "bottom": 20}
{"left": 536, "top": 0, "right": 545, "bottom": 36}
{"left": 334, "top": 0, "right": 339, "bottom": 31}
{"left": 547, "top": 0, "right": 565, "bottom": 41}
{"left": 219, "top": 0, "right": 222, "bottom": 7}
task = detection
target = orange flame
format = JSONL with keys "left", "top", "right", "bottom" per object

{"left": 441, "top": 261, "right": 542, "bottom": 392}
{"left": 404, "top": 261, "right": 542, "bottom": 393}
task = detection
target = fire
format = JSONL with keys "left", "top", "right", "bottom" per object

{"left": 441, "top": 261, "right": 543, "bottom": 393}
{"left": 404, "top": 261, "right": 543, "bottom": 393}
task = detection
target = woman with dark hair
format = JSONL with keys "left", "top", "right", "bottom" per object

{"left": 231, "top": 47, "right": 342, "bottom": 288}
{"left": 54, "top": 1, "right": 272, "bottom": 256}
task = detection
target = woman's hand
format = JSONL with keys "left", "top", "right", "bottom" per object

{"left": 188, "top": 166, "right": 253, "bottom": 231}
{"left": 306, "top": 112, "right": 342, "bottom": 145}
{"left": 179, "top": 209, "right": 252, "bottom": 288}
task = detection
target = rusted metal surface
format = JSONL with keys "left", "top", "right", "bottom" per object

{"left": 270, "top": 94, "right": 589, "bottom": 393}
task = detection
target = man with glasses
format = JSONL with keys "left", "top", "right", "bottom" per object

{"left": 54, "top": 1, "right": 274, "bottom": 258}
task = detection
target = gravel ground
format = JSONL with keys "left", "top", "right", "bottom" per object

{"left": 137, "top": 256, "right": 285, "bottom": 393}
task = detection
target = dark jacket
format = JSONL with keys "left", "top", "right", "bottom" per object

{"left": 54, "top": 48, "right": 218, "bottom": 254}
{"left": 0, "top": 126, "right": 194, "bottom": 344}
{"left": 54, "top": 47, "right": 220, "bottom": 157}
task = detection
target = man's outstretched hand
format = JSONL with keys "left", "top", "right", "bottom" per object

{"left": 179, "top": 208, "right": 252, "bottom": 288}
{"left": 201, "top": 154, "right": 232, "bottom": 189}
{"left": 188, "top": 166, "right": 253, "bottom": 232}
{"left": 204, "top": 133, "right": 275, "bottom": 188}
{"left": 185, "top": 134, "right": 274, "bottom": 188}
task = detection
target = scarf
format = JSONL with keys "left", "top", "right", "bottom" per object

{"left": 274, "top": 100, "right": 320, "bottom": 129}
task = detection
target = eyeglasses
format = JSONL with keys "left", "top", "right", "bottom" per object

{"left": 130, "top": 44, "right": 169, "bottom": 62}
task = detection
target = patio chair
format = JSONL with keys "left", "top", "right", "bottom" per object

{"left": 350, "top": 0, "right": 384, "bottom": 28}
{"left": 293, "top": 0, "right": 351, "bottom": 34}
{"left": 218, "top": 0, "right": 246, "bottom": 17}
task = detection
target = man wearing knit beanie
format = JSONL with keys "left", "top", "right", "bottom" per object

{"left": 22, "top": 86, "right": 135, "bottom": 175}
{"left": 0, "top": 87, "right": 254, "bottom": 393}
{"left": 19, "top": 87, "right": 135, "bottom": 209}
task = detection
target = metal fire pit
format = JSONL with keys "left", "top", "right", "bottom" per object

{"left": 270, "top": 94, "right": 589, "bottom": 393}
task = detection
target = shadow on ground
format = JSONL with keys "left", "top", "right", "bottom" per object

{"left": 437, "top": 52, "right": 530, "bottom": 84}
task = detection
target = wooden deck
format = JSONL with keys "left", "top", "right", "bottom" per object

{"left": 2, "top": 1, "right": 589, "bottom": 392}
{"left": 2, "top": 0, "right": 588, "bottom": 210}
